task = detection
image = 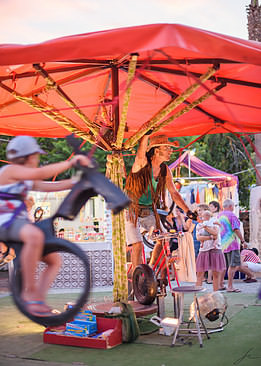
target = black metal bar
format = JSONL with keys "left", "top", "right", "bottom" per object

{"left": 59, "top": 59, "right": 114, "bottom": 64}
{"left": 33, "top": 64, "right": 77, "bottom": 105}
{"left": 1, "top": 60, "right": 260, "bottom": 89}
{"left": 120, "top": 66, "right": 226, "bottom": 123}
{"left": 57, "top": 58, "right": 241, "bottom": 65}
{"left": 135, "top": 58, "right": 241, "bottom": 65}
{"left": 0, "top": 64, "right": 107, "bottom": 82}
{"left": 142, "top": 65, "right": 261, "bottom": 89}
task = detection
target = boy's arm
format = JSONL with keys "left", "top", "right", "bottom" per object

{"left": 5, "top": 155, "right": 90, "bottom": 182}
{"left": 33, "top": 179, "right": 74, "bottom": 192}
{"left": 6, "top": 160, "right": 73, "bottom": 181}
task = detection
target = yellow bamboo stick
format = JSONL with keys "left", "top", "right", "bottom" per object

{"left": 13, "top": 93, "right": 96, "bottom": 144}
{"left": 106, "top": 153, "right": 128, "bottom": 301}
{"left": 33, "top": 64, "right": 100, "bottom": 135}
{"left": 115, "top": 54, "right": 138, "bottom": 149}
{"left": 151, "top": 85, "right": 222, "bottom": 133}
{"left": 124, "top": 66, "right": 217, "bottom": 149}
{"left": 0, "top": 66, "right": 103, "bottom": 111}
{"left": 33, "top": 65, "right": 113, "bottom": 150}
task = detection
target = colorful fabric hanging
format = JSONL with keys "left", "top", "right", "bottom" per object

{"left": 190, "top": 188, "right": 195, "bottom": 204}
{"left": 205, "top": 188, "right": 215, "bottom": 203}
{"left": 212, "top": 185, "right": 219, "bottom": 198}
{"left": 196, "top": 187, "right": 200, "bottom": 203}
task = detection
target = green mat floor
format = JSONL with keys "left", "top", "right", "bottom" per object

{"left": 0, "top": 288, "right": 261, "bottom": 366}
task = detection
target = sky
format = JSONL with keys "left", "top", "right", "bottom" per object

{"left": 0, "top": 0, "right": 252, "bottom": 45}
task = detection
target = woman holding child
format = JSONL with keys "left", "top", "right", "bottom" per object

{"left": 195, "top": 204, "right": 226, "bottom": 292}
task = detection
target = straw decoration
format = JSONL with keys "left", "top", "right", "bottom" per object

{"left": 115, "top": 54, "right": 138, "bottom": 149}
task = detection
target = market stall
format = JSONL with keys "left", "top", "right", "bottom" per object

{"left": 169, "top": 151, "right": 239, "bottom": 215}
{"left": 30, "top": 191, "right": 113, "bottom": 290}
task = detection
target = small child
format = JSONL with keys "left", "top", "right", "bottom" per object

{"left": 196, "top": 210, "right": 226, "bottom": 291}
{"left": 0, "top": 135, "right": 90, "bottom": 316}
{"left": 197, "top": 210, "right": 217, "bottom": 250}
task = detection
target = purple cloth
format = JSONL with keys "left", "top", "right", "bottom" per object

{"left": 169, "top": 152, "right": 238, "bottom": 188}
{"left": 196, "top": 248, "right": 226, "bottom": 272}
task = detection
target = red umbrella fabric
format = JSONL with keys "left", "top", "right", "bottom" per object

{"left": 1, "top": 23, "right": 260, "bottom": 302}
{"left": 0, "top": 23, "right": 261, "bottom": 142}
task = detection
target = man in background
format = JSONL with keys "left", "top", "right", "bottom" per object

{"left": 218, "top": 199, "right": 247, "bottom": 293}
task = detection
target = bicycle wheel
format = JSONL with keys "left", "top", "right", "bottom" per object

{"left": 133, "top": 264, "right": 157, "bottom": 305}
{"left": 10, "top": 238, "right": 91, "bottom": 327}
{"left": 142, "top": 233, "right": 156, "bottom": 250}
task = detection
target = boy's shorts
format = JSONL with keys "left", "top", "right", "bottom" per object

{"left": 0, "top": 218, "right": 30, "bottom": 242}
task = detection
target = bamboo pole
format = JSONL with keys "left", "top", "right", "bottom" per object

{"left": 0, "top": 65, "right": 104, "bottom": 111}
{"left": 106, "top": 153, "right": 128, "bottom": 301}
{"left": 0, "top": 81, "right": 96, "bottom": 144}
{"left": 124, "top": 65, "right": 218, "bottom": 149}
{"left": 115, "top": 54, "right": 138, "bottom": 149}
{"left": 151, "top": 83, "right": 226, "bottom": 134}
{"left": 33, "top": 64, "right": 112, "bottom": 151}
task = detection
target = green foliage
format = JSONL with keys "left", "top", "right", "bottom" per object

{"left": 0, "top": 133, "right": 256, "bottom": 209}
{"left": 0, "top": 136, "right": 9, "bottom": 163}
{"left": 170, "top": 133, "right": 255, "bottom": 209}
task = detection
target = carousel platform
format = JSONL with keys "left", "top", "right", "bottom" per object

{"left": 86, "top": 300, "right": 158, "bottom": 318}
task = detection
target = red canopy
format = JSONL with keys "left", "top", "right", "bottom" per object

{"left": 0, "top": 23, "right": 261, "bottom": 146}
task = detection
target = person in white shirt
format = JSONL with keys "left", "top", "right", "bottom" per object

{"left": 196, "top": 210, "right": 226, "bottom": 291}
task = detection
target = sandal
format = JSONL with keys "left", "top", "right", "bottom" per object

{"left": 218, "top": 287, "right": 226, "bottom": 291}
{"left": 226, "top": 288, "right": 241, "bottom": 293}
{"left": 24, "top": 300, "right": 53, "bottom": 317}
{"left": 244, "top": 278, "right": 257, "bottom": 283}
